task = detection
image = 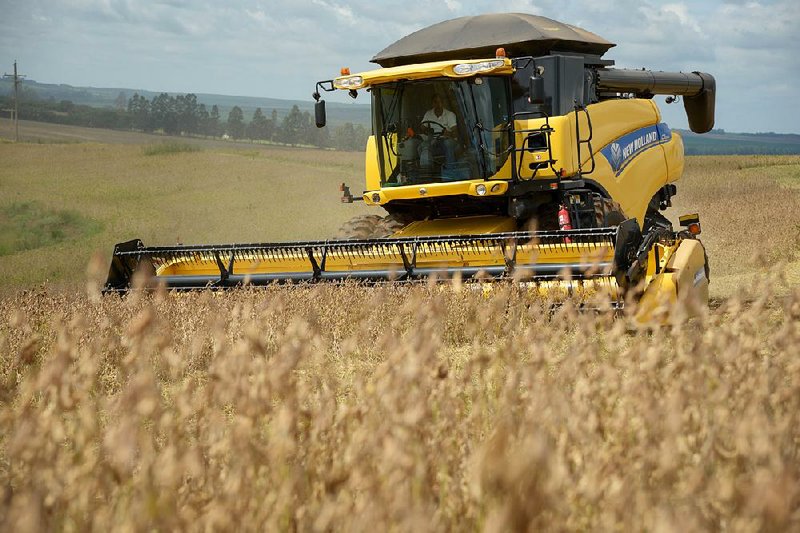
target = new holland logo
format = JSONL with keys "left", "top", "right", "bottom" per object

{"left": 600, "top": 123, "right": 672, "bottom": 176}
{"left": 610, "top": 142, "right": 623, "bottom": 169}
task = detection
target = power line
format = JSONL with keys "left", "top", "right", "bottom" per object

{"left": 3, "top": 61, "right": 27, "bottom": 142}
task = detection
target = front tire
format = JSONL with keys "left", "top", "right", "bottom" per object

{"left": 593, "top": 195, "right": 626, "bottom": 227}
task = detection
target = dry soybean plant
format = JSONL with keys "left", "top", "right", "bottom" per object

{"left": 1, "top": 279, "right": 799, "bottom": 531}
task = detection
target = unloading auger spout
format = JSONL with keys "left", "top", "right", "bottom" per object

{"left": 594, "top": 69, "right": 716, "bottom": 134}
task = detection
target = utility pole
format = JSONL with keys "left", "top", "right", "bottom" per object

{"left": 3, "top": 61, "right": 26, "bottom": 141}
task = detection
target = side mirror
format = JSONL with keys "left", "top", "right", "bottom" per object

{"left": 315, "top": 100, "right": 327, "bottom": 128}
{"left": 528, "top": 75, "right": 545, "bottom": 106}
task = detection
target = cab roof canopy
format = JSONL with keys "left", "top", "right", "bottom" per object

{"left": 371, "top": 13, "right": 615, "bottom": 68}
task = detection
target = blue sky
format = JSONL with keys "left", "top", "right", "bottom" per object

{"left": 1, "top": 0, "right": 798, "bottom": 133}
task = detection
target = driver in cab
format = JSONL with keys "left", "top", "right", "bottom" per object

{"left": 421, "top": 94, "right": 457, "bottom": 136}
{"left": 419, "top": 94, "right": 457, "bottom": 167}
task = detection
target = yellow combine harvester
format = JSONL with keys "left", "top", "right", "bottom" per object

{"left": 105, "top": 14, "right": 713, "bottom": 317}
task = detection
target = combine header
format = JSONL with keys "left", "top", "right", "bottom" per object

{"left": 106, "top": 227, "right": 618, "bottom": 289}
{"left": 105, "top": 13, "right": 714, "bottom": 318}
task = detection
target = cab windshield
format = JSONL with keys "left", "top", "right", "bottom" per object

{"left": 372, "top": 77, "right": 512, "bottom": 186}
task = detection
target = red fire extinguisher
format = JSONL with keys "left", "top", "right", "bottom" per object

{"left": 558, "top": 204, "right": 572, "bottom": 243}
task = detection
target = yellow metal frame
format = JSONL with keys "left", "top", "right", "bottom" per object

{"left": 334, "top": 58, "right": 514, "bottom": 89}
{"left": 364, "top": 180, "right": 509, "bottom": 205}
{"left": 636, "top": 238, "right": 709, "bottom": 322}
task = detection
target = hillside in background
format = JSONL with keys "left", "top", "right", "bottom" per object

{"left": 677, "top": 129, "right": 800, "bottom": 155}
{"left": 3, "top": 78, "right": 800, "bottom": 155}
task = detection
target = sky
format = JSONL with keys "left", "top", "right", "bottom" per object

{"left": 1, "top": 0, "right": 798, "bottom": 133}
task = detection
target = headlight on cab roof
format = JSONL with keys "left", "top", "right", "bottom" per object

{"left": 334, "top": 75, "right": 364, "bottom": 89}
{"left": 453, "top": 60, "right": 505, "bottom": 76}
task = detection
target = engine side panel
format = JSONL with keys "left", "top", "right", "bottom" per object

{"left": 662, "top": 130, "right": 685, "bottom": 184}
{"left": 590, "top": 139, "right": 673, "bottom": 225}
{"left": 580, "top": 100, "right": 680, "bottom": 225}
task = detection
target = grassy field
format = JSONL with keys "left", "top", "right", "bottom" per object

{"left": 667, "top": 155, "right": 800, "bottom": 297}
{"left": 1, "top": 121, "right": 800, "bottom": 530}
{"left": 0, "top": 118, "right": 372, "bottom": 291}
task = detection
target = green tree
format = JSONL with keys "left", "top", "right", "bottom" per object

{"left": 114, "top": 91, "right": 127, "bottom": 110}
{"left": 332, "top": 122, "right": 357, "bottom": 150}
{"left": 311, "top": 125, "right": 330, "bottom": 148}
{"left": 247, "top": 107, "right": 270, "bottom": 140}
{"left": 197, "top": 103, "right": 210, "bottom": 136}
{"left": 226, "top": 106, "right": 245, "bottom": 139}
{"left": 208, "top": 105, "right": 221, "bottom": 137}
{"left": 127, "top": 93, "right": 151, "bottom": 132}
{"left": 178, "top": 93, "right": 199, "bottom": 135}
{"left": 150, "top": 93, "right": 179, "bottom": 134}
{"left": 307, "top": 112, "right": 330, "bottom": 148}
{"left": 353, "top": 124, "right": 369, "bottom": 150}
{"left": 270, "top": 109, "right": 279, "bottom": 141}
{"left": 301, "top": 110, "right": 315, "bottom": 144}
{"left": 330, "top": 122, "right": 369, "bottom": 151}
{"left": 279, "top": 105, "right": 309, "bottom": 146}
{"left": 58, "top": 100, "right": 74, "bottom": 113}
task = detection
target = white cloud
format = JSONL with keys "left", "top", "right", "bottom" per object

{"left": 311, "top": 0, "right": 357, "bottom": 25}
{"left": 245, "top": 9, "right": 267, "bottom": 23}
{"left": 660, "top": 3, "right": 701, "bottom": 34}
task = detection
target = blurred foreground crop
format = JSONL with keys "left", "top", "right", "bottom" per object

{"left": 1, "top": 280, "right": 799, "bottom": 531}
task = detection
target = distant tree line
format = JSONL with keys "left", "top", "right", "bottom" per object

{"left": 0, "top": 92, "right": 369, "bottom": 151}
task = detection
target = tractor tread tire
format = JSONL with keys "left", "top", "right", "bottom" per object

{"left": 593, "top": 195, "right": 626, "bottom": 228}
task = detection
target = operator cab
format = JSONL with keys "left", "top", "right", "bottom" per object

{"left": 372, "top": 78, "right": 512, "bottom": 186}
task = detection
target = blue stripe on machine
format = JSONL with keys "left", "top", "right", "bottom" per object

{"left": 600, "top": 123, "right": 672, "bottom": 175}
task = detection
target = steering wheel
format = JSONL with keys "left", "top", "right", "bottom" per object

{"left": 420, "top": 120, "right": 448, "bottom": 137}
